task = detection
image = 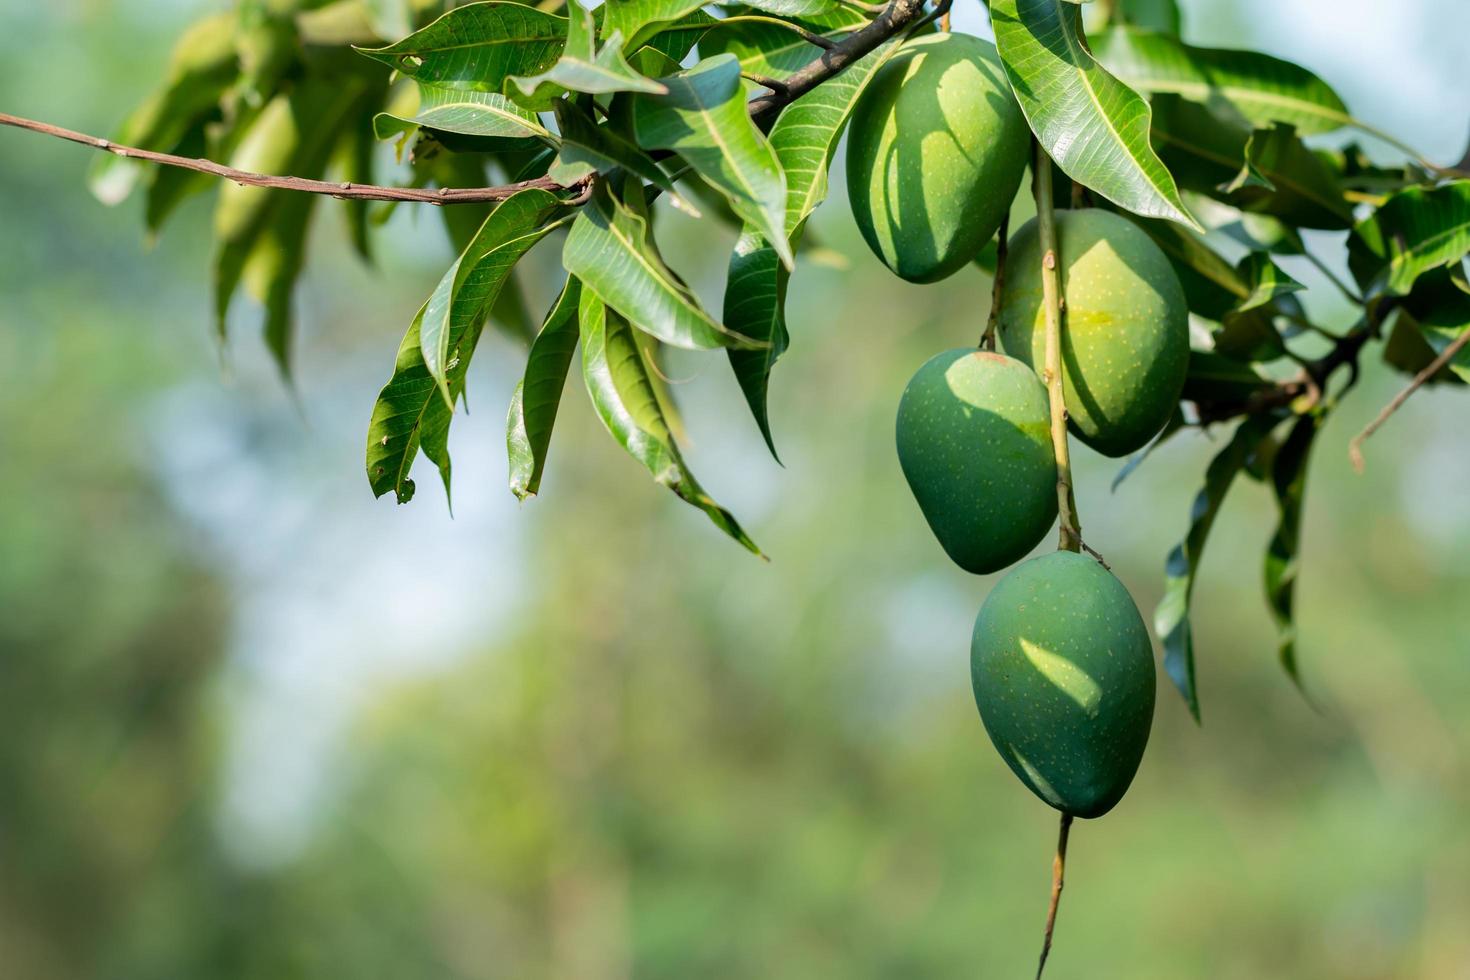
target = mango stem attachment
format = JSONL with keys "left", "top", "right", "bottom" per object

{"left": 1032, "top": 144, "right": 1082, "bottom": 553}
{"left": 1035, "top": 812, "right": 1074, "bottom": 980}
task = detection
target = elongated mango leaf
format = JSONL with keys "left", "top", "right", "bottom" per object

{"left": 725, "top": 40, "right": 898, "bottom": 458}
{"left": 420, "top": 189, "right": 570, "bottom": 407}
{"left": 241, "top": 190, "right": 317, "bottom": 377}
{"left": 1349, "top": 180, "right": 1470, "bottom": 297}
{"left": 991, "top": 0, "right": 1199, "bottom": 229}
{"left": 563, "top": 184, "right": 761, "bottom": 350}
{"left": 548, "top": 101, "right": 692, "bottom": 212}
{"left": 1223, "top": 124, "right": 1352, "bottom": 230}
{"left": 1092, "top": 27, "right": 1351, "bottom": 136}
{"left": 699, "top": 10, "right": 864, "bottom": 79}
{"left": 357, "top": 2, "right": 566, "bottom": 94}
{"left": 512, "top": 2, "right": 666, "bottom": 107}
{"left": 579, "top": 290, "right": 763, "bottom": 555}
{"left": 508, "top": 277, "right": 582, "bottom": 499}
{"left": 602, "top": 0, "right": 709, "bottom": 52}
{"left": 214, "top": 78, "right": 367, "bottom": 357}
{"left": 740, "top": 0, "right": 838, "bottom": 15}
{"left": 91, "top": 12, "right": 239, "bottom": 205}
{"left": 367, "top": 189, "right": 566, "bottom": 503}
{"left": 1155, "top": 415, "right": 1275, "bottom": 719}
{"left": 633, "top": 54, "right": 793, "bottom": 268}
{"left": 378, "top": 86, "right": 551, "bottom": 140}
{"left": 1265, "top": 413, "right": 1319, "bottom": 688}
{"left": 1235, "top": 250, "right": 1304, "bottom": 313}
{"left": 1385, "top": 268, "right": 1470, "bottom": 382}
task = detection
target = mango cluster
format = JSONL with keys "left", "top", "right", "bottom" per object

{"left": 849, "top": 33, "right": 1184, "bottom": 819}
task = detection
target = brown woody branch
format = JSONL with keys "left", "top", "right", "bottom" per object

{"left": 0, "top": 0, "right": 928, "bottom": 206}
{"left": 1349, "top": 327, "right": 1470, "bottom": 472}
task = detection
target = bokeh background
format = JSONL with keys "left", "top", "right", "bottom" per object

{"left": 3, "top": 1, "right": 1469, "bottom": 977}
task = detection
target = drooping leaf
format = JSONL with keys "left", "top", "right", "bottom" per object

{"left": 578, "top": 290, "right": 763, "bottom": 554}
{"left": 1348, "top": 180, "right": 1470, "bottom": 297}
{"left": 991, "top": 0, "right": 1199, "bottom": 229}
{"left": 1091, "top": 27, "right": 1351, "bottom": 136}
{"left": 1264, "top": 413, "right": 1319, "bottom": 688}
{"left": 508, "top": 277, "right": 582, "bottom": 499}
{"left": 420, "top": 188, "right": 570, "bottom": 406}
{"left": 1155, "top": 415, "right": 1275, "bottom": 719}
{"left": 214, "top": 78, "right": 369, "bottom": 352}
{"left": 548, "top": 101, "right": 692, "bottom": 212}
{"left": 563, "top": 183, "right": 761, "bottom": 350}
{"left": 241, "top": 190, "right": 318, "bottom": 377}
{"left": 601, "top": 0, "right": 710, "bottom": 52}
{"left": 90, "top": 12, "right": 239, "bottom": 205}
{"left": 1111, "top": 407, "right": 1185, "bottom": 491}
{"left": 142, "top": 121, "right": 215, "bottom": 235}
{"left": 724, "top": 39, "right": 898, "bottom": 458}
{"left": 511, "top": 1, "right": 667, "bottom": 107}
{"left": 633, "top": 54, "right": 793, "bottom": 267}
{"left": 366, "top": 189, "right": 566, "bottom": 503}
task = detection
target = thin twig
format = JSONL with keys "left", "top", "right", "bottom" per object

{"left": 0, "top": 111, "right": 579, "bottom": 205}
{"left": 1035, "top": 813, "right": 1074, "bottom": 980}
{"left": 981, "top": 209, "right": 1009, "bottom": 350}
{"left": 1349, "top": 328, "right": 1470, "bottom": 472}
{"left": 742, "top": 73, "right": 791, "bottom": 98}
{"left": 1033, "top": 143, "right": 1082, "bottom": 554}
{"left": 1080, "top": 541, "right": 1111, "bottom": 570}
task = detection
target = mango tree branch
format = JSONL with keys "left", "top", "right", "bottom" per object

{"left": 0, "top": 0, "right": 929, "bottom": 204}
{"left": 1348, "top": 327, "right": 1470, "bottom": 472}
{"left": 1032, "top": 144, "right": 1083, "bottom": 553}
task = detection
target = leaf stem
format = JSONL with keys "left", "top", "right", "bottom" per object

{"left": 1035, "top": 812, "right": 1074, "bottom": 980}
{"left": 981, "top": 209, "right": 1010, "bottom": 350}
{"left": 1033, "top": 144, "right": 1082, "bottom": 553}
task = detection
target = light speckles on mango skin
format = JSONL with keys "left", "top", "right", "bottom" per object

{"left": 998, "top": 209, "right": 1189, "bottom": 458}
{"left": 971, "top": 551, "right": 1156, "bottom": 818}
{"left": 845, "top": 33, "right": 1029, "bottom": 284}
{"left": 896, "top": 349, "right": 1057, "bottom": 574}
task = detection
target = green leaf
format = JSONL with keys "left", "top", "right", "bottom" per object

{"left": 548, "top": 101, "right": 693, "bottom": 212}
{"left": 1179, "top": 350, "right": 1274, "bottom": 407}
{"left": 633, "top": 54, "right": 794, "bottom": 268}
{"left": 1091, "top": 27, "right": 1351, "bottom": 136}
{"left": 1221, "top": 124, "right": 1353, "bottom": 230}
{"left": 511, "top": 1, "right": 667, "bottom": 106}
{"left": 724, "top": 39, "right": 898, "bottom": 458}
{"left": 740, "top": 0, "right": 839, "bottom": 15}
{"left": 578, "top": 290, "right": 763, "bottom": 555}
{"left": 563, "top": 183, "right": 762, "bottom": 350}
{"left": 420, "top": 189, "right": 569, "bottom": 407}
{"left": 366, "top": 189, "right": 565, "bottom": 504}
{"left": 508, "top": 277, "right": 582, "bottom": 499}
{"left": 1264, "top": 413, "right": 1319, "bottom": 688}
{"left": 1117, "top": 0, "right": 1180, "bottom": 33}
{"left": 1155, "top": 415, "right": 1274, "bottom": 720}
{"left": 1123, "top": 213, "right": 1246, "bottom": 319}
{"left": 1349, "top": 180, "right": 1470, "bottom": 297}
{"left": 699, "top": 10, "right": 863, "bottom": 79}
{"left": 214, "top": 79, "right": 369, "bottom": 355}
{"left": 1234, "top": 249, "right": 1305, "bottom": 313}
{"left": 1384, "top": 268, "right": 1470, "bottom": 382}
{"left": 240, "top": 191, "right": 317, "bottom": 377}
{"left": 357, "top": 2, "right": 566, "bottom": 93}
{"left": 991, "top": 0, "right": 1198, "bottom": 229}
{"left": 601, "top": 0, "right": 710, "bottom": 52}
{"left": 378, "top": 86, "right": 551, "bottom": 141}
{"left": 91, "top": 12, "right": 239, "bottom": 206}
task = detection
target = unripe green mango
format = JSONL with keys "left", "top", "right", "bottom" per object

{"left": 896, "top": 349, "right": 1057, "bottom": 574}
{"left": 845, "top": 33, "right": 1029, "bottom": 284}
{"left": 998, "top": 209, "right": 1189, "bottom": 457}
{"left": 971, "top": 551, "right": 1155, "bottom": 818}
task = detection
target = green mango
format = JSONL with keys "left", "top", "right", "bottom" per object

{"left": 998, "top": 208, "right": 1189, "bottom": 457}
{"left": 845, "top": 33, "right": 1029, "bottom": 284}
{"left": 971, "top": 551, "right": 1155, "bottom": 818}
{"left": 896, "top": 349, "right": 1057, "bottom": 574}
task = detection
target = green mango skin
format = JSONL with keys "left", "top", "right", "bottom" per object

{"left": 896, "top": 349, "right": 1058, "bottom": 574}
{"left": 846, "top": 33, "right": 1029, "bottom": 284}
{"left": 971, "top": 551, "right": 1156, "bottom": 818}
{"left": 998, "top": 209, "right": 1189, "bottom": 458}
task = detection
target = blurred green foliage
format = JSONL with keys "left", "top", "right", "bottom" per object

{"left": 1, "top": 3, "right": 1468, "bottom": 979}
